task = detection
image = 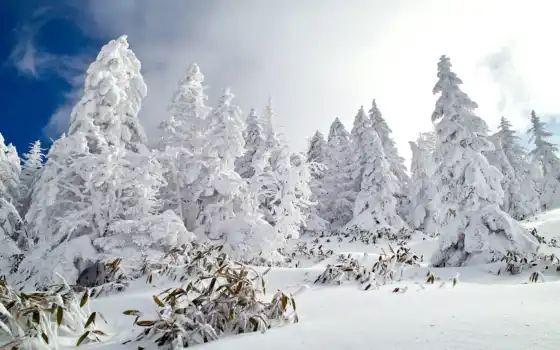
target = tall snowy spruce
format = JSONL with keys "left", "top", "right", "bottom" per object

{"left": 345, "top": 107, "right": 406, "bottom": 235}
{"left": 17, "top": 140, "right": 44, "bottom": 217}
{"left": 485, "top": 118, "right": 539, "bottom": 219}
{"left": 320, "top": 117, "right": 355, "bottom": 229}
{"left": 19, "top": 36, "right": 192, "bottom": 288}
{"left": 408, "top": 132, "right": 437, "bottom": 234}
{"left": 159, "top": 63, "right": 210, "bottom": 153}
{"left": 193, "top": 89, "right": 276, "bottom": 261}
{"left": 527, "top": 110, "right": 560, "bottom": 211}
{"left": 368, "top": 99, "right": 410, "bottom": 217}
{"left": 235, "top": 108, "right": 266, "bottom": 179}
{"left": 305, "top": 130, "right": 328, "bottom": 233}
{"left": 0, "top": 134, "right": 25, "bottom": 272}
{"left": 429, "top": 55, "right": 537, "bottom": 267}
{"left": 157, "top": 63, "right": 211, "bottom": 228}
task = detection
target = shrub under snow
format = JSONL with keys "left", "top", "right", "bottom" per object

{"left": 129, "top": 252, "right": 298, "bottom": 348}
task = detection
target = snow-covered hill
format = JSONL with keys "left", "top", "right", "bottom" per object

{"left": 45, "top": 210, "right": 559, "bottom": 350}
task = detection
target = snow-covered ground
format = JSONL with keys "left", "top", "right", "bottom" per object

{"left": 77, "top": 210, "right": 560, "bottom": 349}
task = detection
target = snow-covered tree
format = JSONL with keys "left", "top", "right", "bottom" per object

{"left": 190, "top": 88, "right": 275, "bottom": 260}
{"left": 235, "top": 108, "right": 266, "bottom": 179}
{"left": 368, "top": 99, "right": 410, "bottom": 218}
{"left": 429, "top": 55, "right": 538, "bottom": 267}
{"left": 158, "top": 63, "right": 210, "bottom": 153}
{"left": 0, "top": 134, "right": 20, "bottom": 205}
{"left": 486, "top": 118, "right": 540, "bottom": 219}
{"left": 320, "top": 117, "right": 355, "bottom": 228}
{"left": 0, "top": 134, "right": 24, "bottom": 272}
{"left": 304, "top": 131, "right": 328, "bottom": 233}
{"left": 527, "top": 110, "right": 560, "bottom": 210}
{"left": 307, "top": 130, "right": 327, "bottom": 164}
{"left": 346, "top": 107, "right": 406, "bottom": 234}
{"left": 408, "top": 132, "right": 437, "bottom": 233}
{"left": 18, "top": 36, "right": 191, "bottom": 288}
{"left": 17, "top": 140, "right": 43, "bottom": 217}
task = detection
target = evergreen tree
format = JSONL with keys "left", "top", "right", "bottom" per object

{"left": 429, "top": 55, "right": 537, "bottom": 267}
{"left": 320, "top": 117, "right": 355, "bottom": 228}
{"left": 527, "top": 110, "right": 560, "bottom": 210}
{"left": 235, "top": 108, "right": 266, "bottom": 179}
{"left": 157, "top": 63, "right": 212, "bottom": 227}
{"left": 305, "top": 130, "right": 328, "bottom": 233}
{"left": 159, "top": 63, "right": 210, "bottom": 153}
{"left": 496, "top": 116, "right": 540, "bottom": 218}
{"left": 0, "top": 134, "right": 24, "bottom": 272}
{"left": 368, "top": 99, "right": 410, "bottom": 218}
{"left": 192, "top": 88, "right": 274, "bottom": 260}
{"left": 307, "top": 130, "right": 327, "bottom": 164}
{"left": 408, "top": 132, "right": 437, "bottom": 234}
{"left": 346, "top": 107, "right": 405, "bottom": 235}
{"left": 19, "top": 36, "right": 190, "bottom": 288}
{"left": 17, "top": 140, "right": 44, "bottom": 217}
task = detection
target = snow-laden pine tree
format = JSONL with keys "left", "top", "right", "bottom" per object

{"left": 159, "top": 63, "right": 210, "bottom": 153}
{"left": 192, "top": 88, "right": 274, "bottom": 260}
{"left": 304, "top": 131, "right": 328, "bottom": 233}
{"left": 235, "top": 108, "right": 266, "bottom": 179}
{"left": 494, "top": 117, "right": 540, "bottom": 218}
{"left": 18, "top": 36, "right": 192, "bottom": 288}
{"left": 17, "top": 140, "right": 43, "bottom": 218}
{"left": 429, "top": 55, "right": 538, "bottom": 267}
{"left": 408, "top": 132, "right": 437, "bottom": 234}
{"left": 307, "top": 130, "right": 327, "bottom": 164}
{"left": 368, "top": 99, "right": 410, "bottom": 211}
{"left": 369, "top": 99, "right": 409, "bottom": 183}
{"left": 527, "top": 110, "right": 560, "bottom": 211}
{"left": 0, "top": 134, "right": 20, "bottom": 205}
{"left": 0, "top": 134, "right": 25, "bottom": 272}
{"left": 346, "top": 107, "right": 406, "bottom": 235}
{"left": 484, "top": 135, "right": 518, "bottom": 216}
{"left": 320, "top": 117, "right": 355, "bottom": 228}
{"left": 157, "top": 64, "right": 211, "bottom": 228}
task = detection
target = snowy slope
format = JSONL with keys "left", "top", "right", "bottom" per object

{"left": 62, "top": 211, "right": 560, "bottom": 349}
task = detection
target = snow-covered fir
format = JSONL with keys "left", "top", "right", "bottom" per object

{"left": 3, "top": 35, "right": 560, "bottom": 350}
{"left": 428, "top": 55, "right": 538, "bottom": 267}
{"left": 408, "top": 131, "right": 437, "bottom": 234}
{"left": 527, "top": 110, "right": 560, "bottom": 211}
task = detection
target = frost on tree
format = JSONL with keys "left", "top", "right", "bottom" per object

{"left": 305, "top": 130, "right": 328, "bottom": 233}
{"left": 17, "top": 140, "right": 44, "bottom": 217}
{"left": 157, "top": 63, "right": 211, "bottom": 228}
{"left": 485, "top": 121, "right": 539, "bottom": 220}
{"left": 307, "top": 130, "right": 327, "bottom": 164}
{"left": 0, "top": 134, "right": 25, "bottom": 272}
{"left": 408, "top": 132, "right": 437, "bottom": 234}
{"left": 429, "top": 55, "right": 538, "bottom": 267}
{"left": 345, "top": 107, "right": 406, "bottom": 235}
{"left": 368, "top": 99, "right": 410, "bottom": 217}
{"left": 191, "top": 88, "right": 275, "bottom": 261}
{"left": 159, "top": 63, "right": 210, "bottom": 153}
{"left": 493, "top": 116, "right": 540, "bottom": 219}
{"left": 17, "top": 36, "right": 192, "bottom": 289}
{"left": 528, "top": 110, "right": 560, "bottom": 211}
{"left": 320, "top": 117, "right": 355, "bottom": 229}
{"left": 235, "top": 108, "right": 266, "bottom": 179}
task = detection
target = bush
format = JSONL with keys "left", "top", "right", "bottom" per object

{"left": 0, "top": 276, "right": 105, "bottom": 349}
{"left": 128, "top": 264, "right": 298, "bottom": 348}
{"left": 497, "top": 250, "right": 560, "bottom": 276}
{"left": 314, "top": 244, "right": 422, "bottom": 290}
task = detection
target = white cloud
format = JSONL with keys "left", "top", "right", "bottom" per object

{"left": 61, "top": 0, "right": 560, "bottom": 164}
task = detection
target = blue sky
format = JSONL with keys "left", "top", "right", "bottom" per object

{"left": 0, "top": 0, "right": 105, "bottom": 153}
{"left": 1, "top": 0, "right": 559, "bottom": 161}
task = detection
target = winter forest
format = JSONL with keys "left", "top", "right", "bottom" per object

{"left": 1, "top": 35, "right": 560, "bottom": 349}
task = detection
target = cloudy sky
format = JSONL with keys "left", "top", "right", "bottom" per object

{"left": 2, "top": 0, "right": 560, "bottom": 163}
